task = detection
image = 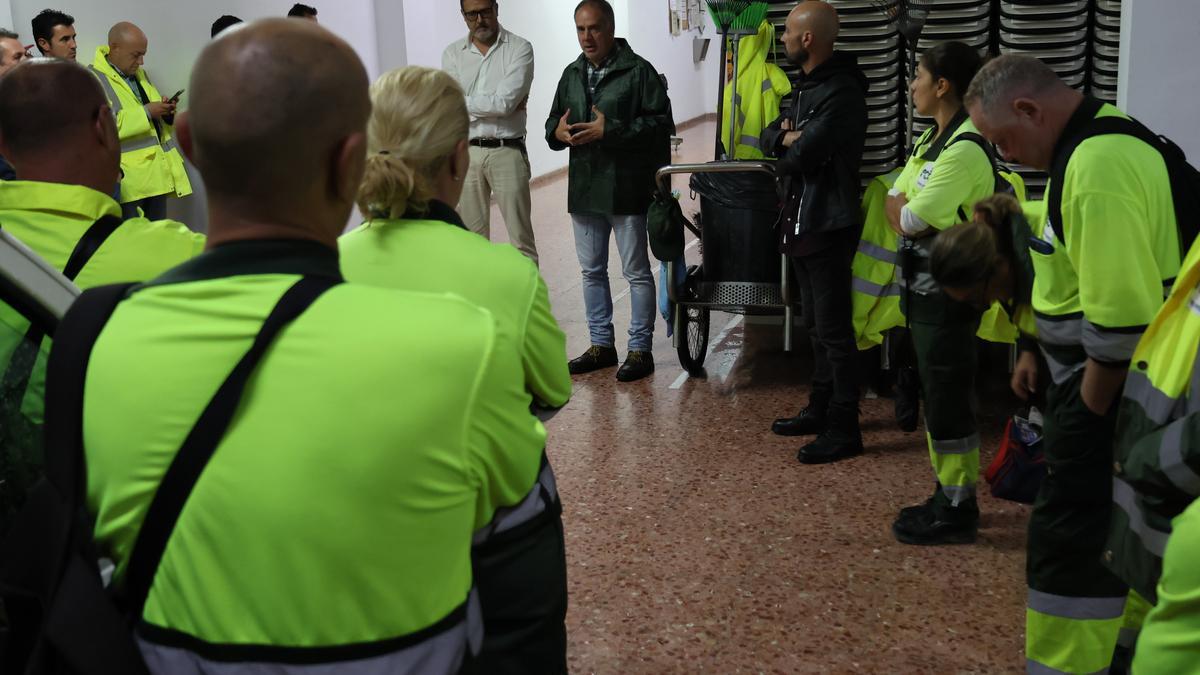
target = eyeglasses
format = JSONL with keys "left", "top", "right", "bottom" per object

{"left": 462, "top": 7, "right": 496, "bottom": 22}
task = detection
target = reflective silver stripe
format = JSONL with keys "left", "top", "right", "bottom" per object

{"left": 122, "top": 136, "right": 162, "bottom": 153}
{"left": 1082, "top": 320, "right": 1143, "bottom": 364}
{"left": 88, "top": 66, "right": 124, "bottom": 116}
{"left": 472, "top": 462, "right": 559, "bottom": 545}
{"left": 1113, "top": 477, "right": 1170, "bottom": 557}
{"left": 162, "top": 137, "right": 180, "bottom": 154}
{"left": 761, "top": 78, "right": 772, "bottom": 93}
{"left": 930, "top": 433, "right": 981, "bottom": 455}
{"left": 1027, "top": 661, "right": 1107, "bottom": 675}
{"left": 851, "top": 277, "right": 900, "bottom": 298}
{"left": 136, "top": 593, "right": 482, "bottom": 675}
{"left": 1035, "top": 315, "right": 1083, "bottom": 347}
{"left": 1027, "top": 588, "right": 1127, "bottom": 621}
{"left": 941, "top": 484, "right": 975, "bottom": 504}
{"left": 1159, "top": 420, "right": 1200, "bottom": 496}
{"left": 1124, "top": 371, "right": 1184, "bottom": 426}
{"left": 857, "top": 240, "right": 898, "bottom": 265}
{"left": 1040, "top": 346, "right": 1086, "bottom": 386}
{"left": 738, "top": 134, "right": 759, "bottom": 150}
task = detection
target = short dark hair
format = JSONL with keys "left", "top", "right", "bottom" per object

{"left": 0, "top": 28, "right": 18, "bottom": 41}
{"left": 0, "top": 60, "right": 107, "bottom": 157}
{"left": 918, "top": 41, "right": 983, "bottom": 102}
{"left": 31, "top": 9, "right": 73, "bottom": 50}
{"left": 574, "top": 0, "right": 615, "bottom": 30}
{"left": 287, "top": 4, "right": 318, "bottom": 18}
{"left": 211, "top": 15, "right": 243, "bottom": 38}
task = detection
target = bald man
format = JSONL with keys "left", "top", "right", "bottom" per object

{"left": 90, "top": 21, "right": 191, "bottom": 221}
{"left": 761, "top": 1, "right": 868, "bottom": 465}
{"left": 54, "top": 18, "right": 546, "bottom": 673}
{"left": 0, "top": 58, "right": 202, "bottom": 495}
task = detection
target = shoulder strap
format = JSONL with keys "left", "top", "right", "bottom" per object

{"left": 0, "top": 215, "right": 127, "bottom": 426}
{"left": 947, "top": 132, "right": 998, "bottom": 222}
{"left": 119, "top": 276, "right": 340, "bottom": 620}
{"left": 63, "top": 215, "right": 123, "bottom": 282}
{"left": 42, "top": 283, "right": 139, "bottom": 499}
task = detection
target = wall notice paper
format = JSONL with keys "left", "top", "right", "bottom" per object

{"left": 669, "top": 0, "right": 702, "bottom": 34}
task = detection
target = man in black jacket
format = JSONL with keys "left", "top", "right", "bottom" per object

{"left": 761, "top": 0, "right": 867, "bottom": 464}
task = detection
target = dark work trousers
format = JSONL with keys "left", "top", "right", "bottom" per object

{"left": 1025, "top": 367, "right": 1128, "bottom": 672}
{"left": 121, "top": 195, "right": 167, "bottom": 221}
{"left": 791, "top": 228, "right": 860, "bottom": 410}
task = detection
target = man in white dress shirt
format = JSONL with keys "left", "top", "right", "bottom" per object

{"left": 442, "top": 0, "right": 539, "bottom": 264}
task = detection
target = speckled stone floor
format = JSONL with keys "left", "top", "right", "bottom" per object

{"left": 487, "top": 121, "right": 1030, "bottom": 673}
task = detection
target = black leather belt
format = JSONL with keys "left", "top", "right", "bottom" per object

{"left": 470, "top": 137, "right": 525, "bottom": 150}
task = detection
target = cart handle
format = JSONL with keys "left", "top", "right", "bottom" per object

{"left": 655, "top": 160, "right": 776, "bottom": 195}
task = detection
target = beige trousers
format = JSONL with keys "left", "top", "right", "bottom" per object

{"left": 459, "top": 144, "right": 538, "bottom": 265}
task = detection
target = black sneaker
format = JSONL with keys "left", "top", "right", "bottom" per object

{"left": 568, "top": 345, "right": 618, "bottom": 374}
{"left": 892, "top": 497, "right": 979, "bottom": 546}
{"left": 894, "top": 483, "right": 941, "bottom": 528}
{"left": 797, "top": 405, "right": 863, "bottom": 464}
{"left": 616, "top": 351, "right": 654, "bottom": 382}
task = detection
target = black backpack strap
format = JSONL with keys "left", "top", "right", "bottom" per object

{"left": 947, "top": 132, "right": 999, "bottom": 223}
{"left": 119, "top": 276, "right": 340, "bottom": 620}
{"left": 0, "top": 215, "right": 127, "bottom": 429}
{"left": 43, "top": 283, "right": 138, "bottom": 497}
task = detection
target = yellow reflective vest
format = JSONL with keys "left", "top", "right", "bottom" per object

{"left": 719, "top": 21, "right": 792, "bottom": 160}
{"left": 90, "top": 46, "right": 192, "bottom": 204}
{"left": 851, "top": 170, "right": 903, "bottom": 349}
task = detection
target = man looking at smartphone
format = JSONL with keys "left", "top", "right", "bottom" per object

{"left": 544, "top": 0, "right": 674, "bottom": 383}
{"left": 91, "top": 21, "right": 192, "bottom": 220}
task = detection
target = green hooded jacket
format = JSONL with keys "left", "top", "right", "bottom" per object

{"left": 544, "top": 39, "right": 675, "bottom": 216}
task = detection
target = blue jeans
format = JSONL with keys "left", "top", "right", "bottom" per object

{"left": 571, "top": 213, "right": 656, "bottom": 352}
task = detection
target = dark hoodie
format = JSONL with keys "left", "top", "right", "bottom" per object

{"left": 761, "top": 51, "right": 868, "bottom": 256}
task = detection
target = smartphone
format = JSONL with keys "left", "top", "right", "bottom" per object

{"left": 169, "top": 89, "right": 185, "bottom": 104}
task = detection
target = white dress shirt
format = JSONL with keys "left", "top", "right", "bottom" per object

{"left": 442, "top": 28, "right": 535, "bottom": 141}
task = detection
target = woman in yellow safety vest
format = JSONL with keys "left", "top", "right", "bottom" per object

{"left": 884, "top": 41, "right": 995, "bottom": 546}
{"left": 339, "top": 66, "right": 572, "bottom": 675}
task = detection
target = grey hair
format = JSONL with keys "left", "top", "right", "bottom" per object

{"left": 964, "top": 54, "right": 1063, "bottom": 112}
{"left": 0, "top": 28, "right": 18, "bottom": 40}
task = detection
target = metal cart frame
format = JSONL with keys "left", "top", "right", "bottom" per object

{"left": 656, "top": 160, "right": 795, "bottom": 376}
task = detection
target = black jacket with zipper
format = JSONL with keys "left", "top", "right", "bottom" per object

{"left": 760, "top": 51, "right": 868, "bottom": 256}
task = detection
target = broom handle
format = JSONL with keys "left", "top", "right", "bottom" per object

{"left": 728, "top": 36, "right": 742, "bottom": 159}
{"left": 714, "top": 31, "right": 730, "bottom": 159}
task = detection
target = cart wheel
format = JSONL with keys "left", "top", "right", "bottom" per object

{"left": 677, "top": 306, "right": 710, "bottom": 376}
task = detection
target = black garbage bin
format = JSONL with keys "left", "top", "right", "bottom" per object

{"left": 689, "top": 169, "right": 780, "bottom": 284}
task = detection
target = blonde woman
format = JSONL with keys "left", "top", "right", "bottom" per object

{"left": 340, "top": 66, "right": 570, "bottom": 675}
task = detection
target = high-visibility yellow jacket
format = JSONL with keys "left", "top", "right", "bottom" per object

{"left": 1104, "top": 236, "right": 1200, "bottom": 605}
{"left": 90, "top": 46, "right": 192, "bottom": 204}
{"left": 851, "top": 170, "right": 903, "bottom": 349}
{"left": 719, "top": 21, "right": 791, "bottom": 160}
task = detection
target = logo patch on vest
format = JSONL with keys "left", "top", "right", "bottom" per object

{"left": 916, "top": 163, "right": 935, "bottom": 190}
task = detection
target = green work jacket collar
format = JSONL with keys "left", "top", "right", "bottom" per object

{"left": 567, "top": 38, "right": 635, "bottom": 79}
{"left": 0, "top": 180, "right": 122, "bottom": 220}
{"left": 150, "top": 239, "right": 342, "bottom": 287}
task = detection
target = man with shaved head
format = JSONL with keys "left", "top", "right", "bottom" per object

{"left": 966, "top": 54, "right": 1183, "bottom": 675}
{"left": 90, "top": 21, "right": 190, "bottom": 220}
{"left": 0, "top": 58, "right": 202, "bottom": 503}
{"left": 56, "top": 18, "right": 546, "bottom": 673}
{"left": 761, "top": 1, "right": 868, "bottom": 465}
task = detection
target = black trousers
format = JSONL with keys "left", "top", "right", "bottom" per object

{"left": 791, "top": 229, "right": 860, "bottom": 409}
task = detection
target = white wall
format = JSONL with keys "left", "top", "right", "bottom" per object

{"left": 399, "top": 1, "right": 721, "bottom": 178}
{"left": 1117, "top": 0, "right": 1200, "bottom": 161}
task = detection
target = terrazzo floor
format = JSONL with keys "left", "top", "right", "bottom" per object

{"left": 487, "top": 121, "right": 1030, "bottom": 673}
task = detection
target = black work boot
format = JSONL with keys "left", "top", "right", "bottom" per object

{"left": 894, "top": 483, "right": 941, "bottom": 529}
{"left": 892, "top": 492, "right": 979, "bottom": 546}
{"left": 797, "top": 405, "right": 863, "bottom": 464}
{"left": 616, "top": 350, "right": 655, "bottom": 382}
{"left": 772, "top": 387, "right": 832, "bottom": 437}
{"left": 569, "top": 345, "right": 618, "bottom": 375}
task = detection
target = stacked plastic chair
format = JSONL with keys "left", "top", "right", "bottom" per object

{"left": 767, "top": 0, "right": 906, "bottom": 184}
{"left": 1090, "top": 0, "right": 1122, "bottom": 104}
{"left": 909, "top": 0, "right": 993, "bottom": 139}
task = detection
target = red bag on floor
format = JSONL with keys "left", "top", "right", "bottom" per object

{"left": 985, "top": 408, "right": 1045, "bottom": 504}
